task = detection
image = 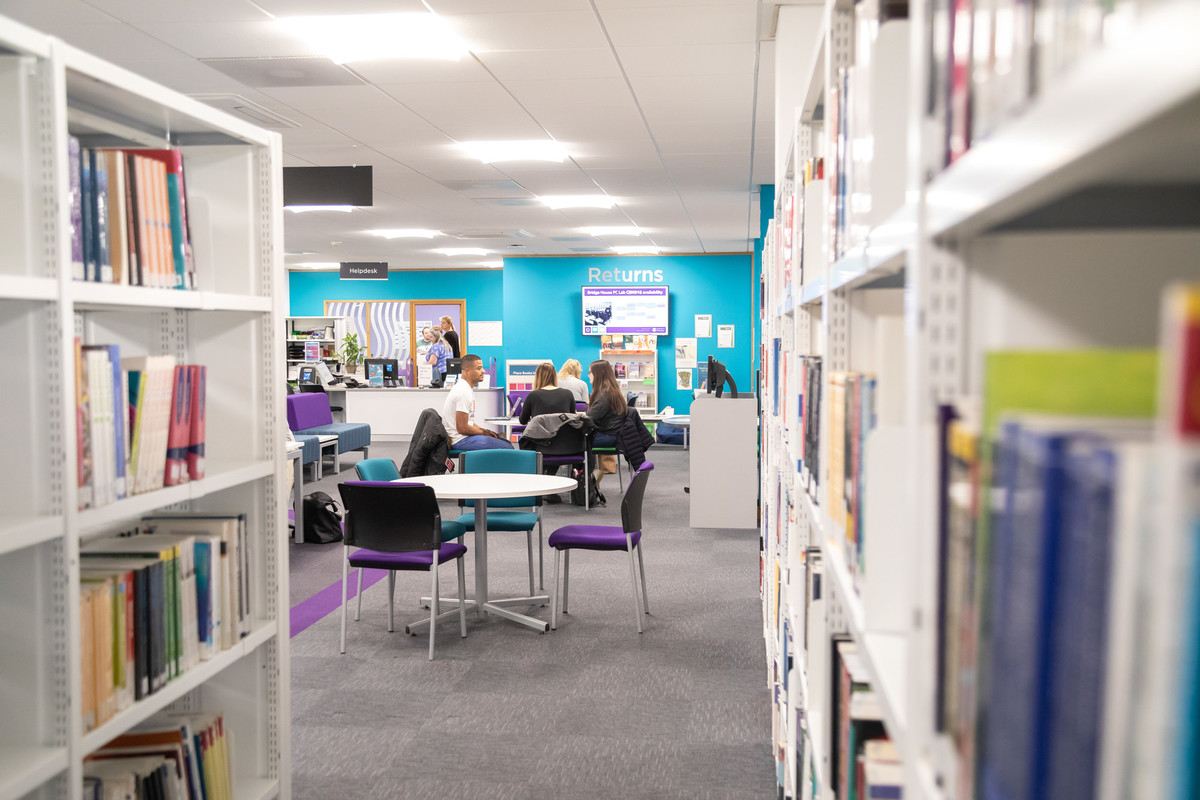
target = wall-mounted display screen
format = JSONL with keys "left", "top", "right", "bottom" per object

{"left": 582, "top": 285, "right": 669, "bottom": 335}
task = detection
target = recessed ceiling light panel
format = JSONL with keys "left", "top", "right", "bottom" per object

{"left": 538, "top": 195, "right": 616, "bottom": 210}
{"left": 582, "top": 226, "right": 643, "bottom": 237}
{"left": 460, "top": 140, "right": 568, "bottom": 164}
{"left": 435, "top": 247, "right": 490, "bottom": 256}
{"left": 369, "top": 229, "right": 440, "bottom": 239}
{"left": 278, "top": 13, "right": 468, "bottom": 65}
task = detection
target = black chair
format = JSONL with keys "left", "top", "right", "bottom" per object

{"left": 548, "top": 462, "right": 654, "bottom": 632}
{"left": 337, "top": 481, "right": 468, "bottom": 660}
{"left": 540, "top": 424, "right": 592, "bottom": 510}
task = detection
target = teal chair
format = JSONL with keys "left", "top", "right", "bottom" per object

{"left": 454, "top": 449, "right": 545, "bottom": 592}
{"left": 352, "top": 458, "right": 466, "bottom": 541}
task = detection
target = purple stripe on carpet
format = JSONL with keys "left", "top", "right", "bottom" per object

{"left": 290, "top": 569, "right": 388, "bottom": 638}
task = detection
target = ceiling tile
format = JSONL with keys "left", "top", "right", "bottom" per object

{"left": 479, "top": 48, "right": 622, "bottom": 82}
{"left": 86, "top": 0, "right": 268, "bottom": 23}
{"left": 379, "top": 81, "right": 544, "bottom": 140}
{"left": 346, "top": 56, "right": 493, "bottom": 85}
{"left": 599, "top": 5, "right": 756, "bottom": 47}
{"left": 138, "top": 20, "right": 323, "bottom": 59}
{"left": 261, "top": 85, "right": 451, "bottom": 146}
{"left": 451, "top": 9, "right": 608, "bottom": 52}
{"left": 253, "top": 0, "right": 429, "bottom": 15}
{"left": 616, "top": 43, "right": 755, "bottom": 78}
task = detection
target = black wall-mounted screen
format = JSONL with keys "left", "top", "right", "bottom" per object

{"left": 283, "top": 165, "right": 373, "bottom": 206}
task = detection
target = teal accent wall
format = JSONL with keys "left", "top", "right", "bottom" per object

{"left": 502, "top": 253, "right": 754, "bottom": 412}
{"left": 756, "top": 184, "right": 775, "bottom": 382}
{"left": 287, "top": 269, "right": 506, "bottom": 369}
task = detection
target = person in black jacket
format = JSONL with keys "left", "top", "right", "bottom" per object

{"left": 519, "top": 363, "right": 576, "bottom": 424}
{"left": 439, "top": 315, "right": 461, "bottom": 359}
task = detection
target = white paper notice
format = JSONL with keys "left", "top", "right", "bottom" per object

{"left": 675, "top": 337, "right": 697, "bottom": 369}
{"left": 468, "top": 321, "right": 503, "bottom": 347}
{"left": 717, "top": 325, "right": 735, "bottom": 348}
{"left": 695, "top": 314, "right": 712, "bottom": 338}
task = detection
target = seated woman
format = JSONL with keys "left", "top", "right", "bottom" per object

{"left": 585, "top": 359, "right": 628, "bottom": 493}
{"left": 519, "top": 362, "right": 576, "bottom": 424}
{"left": 557, "top": 358, "right": 590, "bottom": 404}
{"left": 424, "top": 328, "right": 452, "bottom": 387}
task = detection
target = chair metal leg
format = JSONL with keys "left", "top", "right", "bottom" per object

{"left": 537, "top": 515, "right": 544, "bottom": 591}
{"left": 626, "top": 545, "right": 644, "bottom": 633}
{"left": 584, "top": 457, "right": 589, "bottom": 510}
{"left": 637, "top": 542, "right": 649, "bottom": 614}
{"left": 562, "top": 550, "right": 570, "bottom": 615}
{"left": 429, "top": 555, "right": 440, "bottom": 660}
{"left": 617, "top": 457, "right": 625, "bottom": 493}
{"left": 525, "top": 529, "right": 535, "bottom": 596}
{"left": 457, "top": 555, "right": 467, "bottom": 638}
{"left": 339, "top": 550, "right": 349, "bottom": 654}
{"left": 355, "top": 567, "right": 364, "bottom": 621}
{"left": 550, "top": 548, "right": 561, "bottom": 630}
{"left": 387, "top": 570, "right": 395, "bottom": 633}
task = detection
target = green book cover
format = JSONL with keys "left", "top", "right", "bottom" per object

{"left": 982, "top": 349, "right": 1159, "bottom": 435}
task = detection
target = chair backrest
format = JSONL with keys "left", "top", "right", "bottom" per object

{"left": 459, "top": 448, "right": 541, "bottom": 508}
{"left": 286, "top": 392, "right": 333, "bottom": 430}
{"left": 354, "top": 458, "right": 401, "bottom": 481}
{"left": 574, "top": 401, "right": 588, "bottom": 412}
{"left": 620, "top": 462, "right": 654, "bottom": 534}
{"left": 338, "top": 481, "right": 441, "bottom": 553}
{"left": 541, "top": 424, "right": 587, "bottom": 456}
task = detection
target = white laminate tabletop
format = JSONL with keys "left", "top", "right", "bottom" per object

{"left": 662, "top": 415, "right": 691, "bottom": 427}
{"left": 396, "top": 472, "right": 576, "bottom": 500}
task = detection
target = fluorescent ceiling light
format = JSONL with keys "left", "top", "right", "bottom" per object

{"left": 435, "top": 247, "right": 490, "bottom": 256}
{"left": 278, "top": 13, "right": 468, "bottom": 64}
{"left": 612, "top": 246, "right": 662, "bottom": 255}
{"left": 369, "top": 229, "right": 440, "bottom": 239}
{"left": 538, "top": 195, "right": 615, "bottom": 210}
{"left": 286, "top": 205, "right": 354, "bottom": 213}
{"left": 583, "top": 226, "right": 643, "bottom": 237}
{"left": 290, "top": 262, "right": 340, "bottom": 269}
{"left": 461, "top": 140, "right": 568, "bottom": 164}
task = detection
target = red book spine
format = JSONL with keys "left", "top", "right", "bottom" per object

{"left": 187, "top": 365, "right": 207, "bottom": 480}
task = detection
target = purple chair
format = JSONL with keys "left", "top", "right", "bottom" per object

{"left": 337, "top": 481, "right": 468, "bottom": 660}
{"left": 548, "top": 462, "right": 653, "bottom": 632}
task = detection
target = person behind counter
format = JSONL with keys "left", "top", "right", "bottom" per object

{"left": 424, "top": 327, "right": 452, "bottom": 387}
{"left": 557, "top": 358, "right": 590, "bottom": 404}
{"left": 442, "top": 353, "right": 512, "bottom": 451}
{"left": 440, "top": 315, "right": 461, "bottom": 359}
{"left": 519, "top": 363, "right": 576, "bottom": 424}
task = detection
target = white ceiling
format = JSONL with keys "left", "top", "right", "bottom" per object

{"left": 0, "top": 0, "right": 779, "bottom": 270}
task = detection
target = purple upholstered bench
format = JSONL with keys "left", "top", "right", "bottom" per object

{"left": 286, "top": 393, "right": 371, "bottom": 475}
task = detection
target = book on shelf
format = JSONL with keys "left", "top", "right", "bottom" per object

{"left": 862, "top": 739, "right": 903, "bottom": 799}
{"left": 164, "top": 365, "right": 193, "bottom": 487}
{"left": 187, "top": 365, "right": 207, "bottom": 481}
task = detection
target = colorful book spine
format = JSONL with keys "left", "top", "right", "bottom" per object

{"left": 187, "top": 365, "right": 206, "bottom": 481}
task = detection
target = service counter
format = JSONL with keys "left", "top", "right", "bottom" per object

{"left": 326, "top": 386, "right": 505, "bottom": 440}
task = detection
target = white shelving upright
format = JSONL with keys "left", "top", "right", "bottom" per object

{"left": 763, "top": 1, "right": 1200, "bottom": 799}
{"left": 0, "top": 15, "right": 289, "bottom": 800}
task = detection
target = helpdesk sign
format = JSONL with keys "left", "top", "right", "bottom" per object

{"left": 340, "top": 262, "right": 388, "bottom": 280}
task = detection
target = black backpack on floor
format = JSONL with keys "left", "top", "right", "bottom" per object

{"left": 302, "top": 491, "right": 344, "bottom": 543}
{"left": 569, "top": 467, "right": 606, "bottom": 508}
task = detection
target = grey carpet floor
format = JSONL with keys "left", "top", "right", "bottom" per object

{"left": 287, "top": 443, "right": 775, "bottom": 799}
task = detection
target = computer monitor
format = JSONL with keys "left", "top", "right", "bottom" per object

{"left": 707, "top": 355, "right": 737, "bottom": 398}
{"left": 445, "top": 357, "right": 462, "bottom": 376}
{"left": 363, "top": 358, "right": 400, "bottom": 385}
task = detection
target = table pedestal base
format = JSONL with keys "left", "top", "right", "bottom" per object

{"left": 414, "top": 594, "right": 550, "bottom": 632}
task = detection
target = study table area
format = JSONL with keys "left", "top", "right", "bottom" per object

{"left": 397, "top": 472, "right": 578, "bottom": 632}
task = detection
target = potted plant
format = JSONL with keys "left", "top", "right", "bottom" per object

{"left": 339, "top": 332, "right": 364, "bottom": 373}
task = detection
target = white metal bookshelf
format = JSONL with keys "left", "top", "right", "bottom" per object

{"left": 0, "top": 14, "right": 289, "bottom": 800}
{"left": 762, "top": 1, "right": 1200, "bottom": 799}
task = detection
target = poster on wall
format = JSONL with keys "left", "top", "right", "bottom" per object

{"left": 718, "top": 325, "right": 735, "bottom": 348}
{"left": 675, "top": 338, "right": 697, "bottom": 369}
{"left": 676, "top": 369, "right": 693, "bottom": 391}
{"left": 695, "top": 314, "right": 712, "bottom": 338}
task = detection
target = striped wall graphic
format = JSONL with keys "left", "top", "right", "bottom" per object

{"left": 369, "top": 301, "right": 410, "bottom": 360}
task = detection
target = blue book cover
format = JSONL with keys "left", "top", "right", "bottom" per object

{"left": 194, "top": 539, "right": 213, "bottom": 655}
{"left": 68, "top": 136, "right": 84, "bottom": 279}
{"left": 91, "top": 149, "right": 111, "bottom": 282}
{"left": 80, "top": 147, "right": 95, "bottom": 281}
{"left": 104, "top": 345, "right": 127, "bottom": 500}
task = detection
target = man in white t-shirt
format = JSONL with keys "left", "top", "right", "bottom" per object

{"left": 441, "top": 353, "right": 513, "bottom": 452}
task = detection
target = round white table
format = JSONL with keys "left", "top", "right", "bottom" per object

{"left": 662, "top": 414, "right": 691, "bottom": 449}
{"left": 396, "top": 472, "right": 577, "bottom": 632}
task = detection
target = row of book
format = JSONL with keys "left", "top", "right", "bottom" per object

{"left": 84, "top": 712, "right": 234, "bottom": 800}
{"left": 600, "top": 333, "right": 657, "bottom": 351}
{"left": 69, "top": 138, "right": 195, "bottom": 289}
{"left": 611, "top": 360, "right": 655, "bottom": 381}
{"left": 75, "top": 342, "right": 206, "bottom": 510}
{"left": 79, "top": 514, "right": 253, "bottom": 731}
{"left": 933, "top": 285, "right": 1200, "bottom": 800}
{"left": 832, "top": 640, "right": 902, "bottom": 800}
{"left": 929, "top": 0, "right": 1141, "bottom": 170}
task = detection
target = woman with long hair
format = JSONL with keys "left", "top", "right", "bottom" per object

{"left": 519, "top": 362, "right": 575, "bottom": 424}
{"left": 424, "top": 327, "right": 451, "bottom": 386}
{"left": 587, "top": 359, "right": 627, "bottom": 434}
{"left": 439, "top": 315, "right": 461, "bottom": 358}
{"left": 557, "top": 358, "right": 589, "bottom": 403}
